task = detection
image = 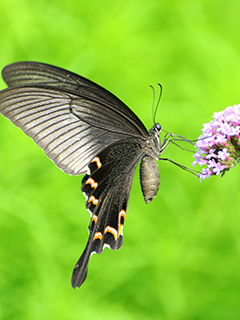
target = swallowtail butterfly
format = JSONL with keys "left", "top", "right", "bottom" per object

{"left": 0, "top": 62, "right": 175, "bottom": 288}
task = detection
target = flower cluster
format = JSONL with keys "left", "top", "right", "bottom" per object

{"left": 192, "top": 104, "right": 240, "bottom": 181}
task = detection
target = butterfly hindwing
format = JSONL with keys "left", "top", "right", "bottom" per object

{"left": 71, "top": 139, "right": 144, "bottom": 288}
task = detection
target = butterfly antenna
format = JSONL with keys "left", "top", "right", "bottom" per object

{"left": 153, "top": 83, "right": 163, "bottom": 124}
{"left": 150, "top": 85, "right": 156, "bottom": 124}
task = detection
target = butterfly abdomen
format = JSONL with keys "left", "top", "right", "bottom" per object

{"left": 140, "top": 155, "right": 160, "bottom": 204}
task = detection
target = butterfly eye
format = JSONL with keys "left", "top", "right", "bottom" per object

{"left": 155, "top": 123, "right": 161, "bottom": 131}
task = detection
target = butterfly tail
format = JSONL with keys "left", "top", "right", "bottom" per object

{"left": 71, "top": 238, "right": 92, "bottom": 288}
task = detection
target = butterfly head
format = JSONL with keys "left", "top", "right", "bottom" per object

{"left": 146, "top": 122, "right": 162, "bottom": 157}
{"left": 154, "top": 123, "right": 162, "bottom": 132}
{"left": 149, "top": 122, "right": 162, "bottom": 136}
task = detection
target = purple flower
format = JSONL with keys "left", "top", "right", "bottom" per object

{"left": 198, "top": 168, "right": 211, "bottom": 182}
{"left": 205, "top": 148, "right": 217, "bottom": 160}
{"left": 217, "top": 148, "right": 229, "bottom": 161}
{"left": 192, "top": 104, "right": 240, "bottom": 180}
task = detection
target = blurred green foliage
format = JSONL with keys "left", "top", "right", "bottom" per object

{"left": 0, "top": 0, "right": 240, "bottom": 319}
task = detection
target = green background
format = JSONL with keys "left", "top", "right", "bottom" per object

{"left": 0, "top": 1, "right": 240, "bottom": 319}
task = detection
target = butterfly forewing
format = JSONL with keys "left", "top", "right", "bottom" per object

{"left": 2, "top": 61, "right": 148, "bottom": 137}
{"left": 0, "top": 84, "right": 147, "bottom": 175}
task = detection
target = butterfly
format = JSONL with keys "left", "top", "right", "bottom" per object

{"left": 0, "top": 62, "right": 173, "bottom": 288}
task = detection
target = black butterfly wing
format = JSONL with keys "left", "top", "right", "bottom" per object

{"left": 0, "top": 63, "right": 148, "bottom": 174}
{"left": 2, "top": 61, "right": 147, "bottom": 137}
{"left": 72, "top": 139, "right": 144, "bottom": 288}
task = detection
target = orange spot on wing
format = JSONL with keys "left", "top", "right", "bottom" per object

{"left": 119, "top": 209, "right": 126, "bottom": 220}
{"left": 86, "top": 177, "right": 98, "bottom": 189}
{"left": 118, "top": 209, "right": 126, "bottom": 236}
{"left": 93, "top": 232, "right": 102, "bottom": 241}
{"left": 91, "top": 157, "right": 102, "bottom": 169}
{"left": 92, "top": 214, "right": 98, "bottom": 223}
{"left": 104, "top": 226, "right": 118, "bottom": 241}
{"left": 88, "top": 195, "right": 98, "bottom": 205}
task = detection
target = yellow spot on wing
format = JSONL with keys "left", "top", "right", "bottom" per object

{"left": 91, "top": 157, "right": 102, "bottom": 169}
